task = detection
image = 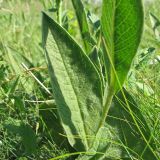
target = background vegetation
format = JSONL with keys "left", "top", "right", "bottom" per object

{"left": 0, "top": 0, "right": 159, "bottom": 159}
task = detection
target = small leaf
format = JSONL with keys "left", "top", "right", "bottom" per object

{"left": 4, "top": 118, "right": 21, "bottom": 134}
{"left": 19, "top": 123, "right": 37, "bottom": 155}
{"left": 149, "top": 12, "right": 160, "bottom": 41}
{"left": 71, "top": 0, "right": 95, "bottom": 54}
{"left": 42, "top": 12, "right": 103, "bottom": 151}
{"left": 7, "top": 76, "right": 19, "bottom": 95}
{"left": 101, "top": 0, "right": 144, "bottom": 92}
{"left": 4, "top": 118, "right": 37, "bottom": 155}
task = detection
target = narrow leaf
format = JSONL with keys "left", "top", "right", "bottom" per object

{"left": 149, "top": 12, "right": 160, "bottom": 40}
{"left": 71, "top": 0, "right": 95, "bottom": 54}
{"left": 4, "top": 47, "right": 34, "bottom": 93}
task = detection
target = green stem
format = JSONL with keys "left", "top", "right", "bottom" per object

{"left": 56, "top": 0, "right": 62, "bottom": 25}
{"left": 98, "top": 86, "right": 114, "bottom": 129}
{"left": 96, "top": 37, "right": 116, "bottom": 130}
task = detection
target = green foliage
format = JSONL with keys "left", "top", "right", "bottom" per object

{"left": 71, "top": 0, "right": 95, "bottom": 54}
{"left": 4, "top": 118, "right": 37, "bottom": 155}
{"left": 0, "top": 1, "right": 67, "bottom": 159}
{"left": 42, "top": 0, "right": 158, "bottom": 159}
{"left": 101, "top": 0, "right": 144, "bottom": 93}
{"left": 42, "top": 12, "right": 102, "bottom": 150}
{"left": 39, "top": 100, "right": 71, "bottom": 150}
{"left": 0, "top": 0, "right": 160, "bottom": 159}
{"left": 77, "top": 89, "right": 156, "bottom": 159}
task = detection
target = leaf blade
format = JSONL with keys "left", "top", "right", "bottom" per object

{"left": 42, "top": 12, "right": 103, "bottom": 151}
{"left": 71, "top": 0, "right": 95, "bottom": 54}
{"left": 101, "top": 0, "right": 144, "bottom": 92}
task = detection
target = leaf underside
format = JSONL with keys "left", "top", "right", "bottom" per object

{"left": 42, "top": 12, "right": 103, "bottom": 151}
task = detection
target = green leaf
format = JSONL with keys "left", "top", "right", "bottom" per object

{"left": 4, "top": 118, "right": 21, "bottom": 134}
{"left": 4, "top": 118, "right": 37, "bottom": 155}
{"left": 71, "top": 0, "right": 95, "bottom": 54}
{"left": 4, "top": 47, "right": 34, "bottom": 93}
{"left": 77, "top": 89, "right": 157, "bottom": 160}
{"left": 7, "top": 76, "right": 19, "bottom": 95}
{"left": 55, "top": 0, "right": 62, "bottom": 24}
{"left": 42, "top": 12, "right": 103, "bottom": 151}
{"left": 149, "top": 12, "right": 160, "bottom": 41}
{"left": 101, "top": 0, "right": 144, "bottom": 92}
{"left": 89, "top": 46, "right": 105, "bottom": 88}
{"left": 19, "top": 123, "right": 37, "bottom": 155}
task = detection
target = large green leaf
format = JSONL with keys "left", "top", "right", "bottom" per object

{"left": 101, "top": 0, "right": 144, "bottom": 92}
{"left": 77, "top": 89, "right": 157, "bottom": 160}
{"left": 42, "top": 12, "right": 103, "bottom": 151}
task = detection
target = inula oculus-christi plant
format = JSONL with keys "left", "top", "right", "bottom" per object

{"left": 42, "top": 0, "right": 158, "bottom": 159}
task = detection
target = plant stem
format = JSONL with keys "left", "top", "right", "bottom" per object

{"left": 56, "top": 0, "right": 62, "bottom": 25}
{"left": 98, "top": 86, "right": 114, "bottom": 129}
{"left": 96, "top": 37, "right": 116, "bottom": 130}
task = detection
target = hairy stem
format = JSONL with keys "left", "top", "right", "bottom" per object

{"left": 97, "top": 37, "right": 116, "bottom": 129}
{"left": 98, "top": 86, "right": 114, "bottom": 129}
